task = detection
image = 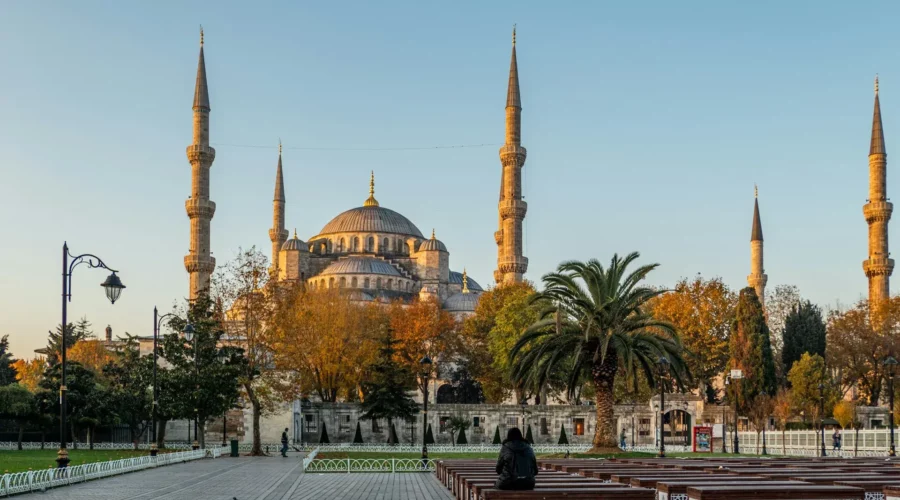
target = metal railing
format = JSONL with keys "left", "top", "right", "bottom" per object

{"left": 296, "top": 444, "right": 592, "bottom": 454}
{"left": 0, "top": 446, "right": 226, "bottom": 497}
{"left": 304, "top": 458, "right": 437, "bottom": 473}
{"left": 302, "top": 447, "right": 319, "bottom": 470}
{"left": 736, "top": 429, "right": 896, "bottom": 457}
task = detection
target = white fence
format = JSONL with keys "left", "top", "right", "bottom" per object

{"left": 735, "top": 429, "right": 897, "bottom": 457}
{"left": 0, "top": 446, "right": 226, "bottom": 497}
{"left": 304, "top": 458, "right": 437, "bottom": 473}
{"left": 297, "top": 444, "right": 593, "bottom": 454}
{"left": 0, "top": 442, "right": 200, "bottom": 451}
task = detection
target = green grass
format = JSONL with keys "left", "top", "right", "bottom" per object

{"left": 0, "top": 449, "right": 161, "bottom": 474}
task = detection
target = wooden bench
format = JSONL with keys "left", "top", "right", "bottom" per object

{"left": 835, "top": 480, "right": 900, "bottom": 500}
{"left": 656, "top": 479, "right": 809, "bottom": 500}
{"left": 480, "top": 487, "right": 656, "bottom": 500}
{"left": 684, "top": 484, "right": 865, "bottom": 500}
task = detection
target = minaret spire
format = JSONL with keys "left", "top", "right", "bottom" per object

{"left": 495, "top": 27, "right": 528, "bottom": 285}
{"left": 864, "top": 75, "right": 894, "bottom": 307}
{"left": 748, "top": 186, "right": 767, "bottom": 310}
{"left": 185, "top": 28, "right": 217, "bottom": 299}
{"left": 269, "top": 139, "right": 288, "bottom": 272}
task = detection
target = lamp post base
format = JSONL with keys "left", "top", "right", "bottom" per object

{"left": 192, "top": 440, "right": 199, "bottom": 451}
{"left": 150, "top": 443, "right": 158, "bottom": 457}
{"left": 56, "top": 448, "right": 70, "bottom": 468}
{"left": 890, "top": 446, "right": 896, "bottom": 457}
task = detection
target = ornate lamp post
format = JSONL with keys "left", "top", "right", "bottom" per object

{"left": 218, "top": 348, "right": 228, "bottom": 447}
{"left": 657, "top": 356, "right": 670, "bottom": 458}
{"left": 760, "top": 390, "right": 768, "bottom": 456}
{"left": 420, "top": 355, "right": 432, "bottom": 467}
{"left": 886, "top": 356, "right": 898, "bottom": 457}
{"left": 184, "top": 323, "right": 200, "bottom": 450}
{"left": 818, "top": 383, "right": 826, "bottom": 457}
{"left": 723, "top": 376, "right": 730, "bottom": 454}
{"left": 57, "top": 243, "right": 125, "bottom": 467}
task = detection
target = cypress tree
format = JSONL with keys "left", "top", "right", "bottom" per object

{"left": 492, "top": 425, "right": 501, "bottom": 445}
{"left": 319, "top": 422, "right": 330, "bottom": 444}
{"left": 425, "top": 423, "right": 435, "bottom": 445}
{"left": 729, "top": 287, "right": 777, "bottom": 410}
{"left": 525, "top": 424, "right": 534, "bottom": 444}
{"left": 388, "top": 422, "right": 399, "bottom": 445}
{"left": 456, "top": 428, "right": 468, "bottom": 445}
{"left": 782, "top": 300, "right": 826, "bottom": 375}
{"left": 558, "top": 425, "right": 569, "bottom": 445}
{"left": 353, "top": 422, "right": 364, "bottom": 444}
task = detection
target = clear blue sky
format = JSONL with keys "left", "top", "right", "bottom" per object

{"left": 0, "top": 1, "right": 894, "bottom": 358}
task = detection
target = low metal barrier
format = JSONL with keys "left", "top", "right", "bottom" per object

{"left": 303, "top": 458, "right": 436, "bottom": 473}
{"left": 302, "top": 447, "right": 319, "bottom": 470}
{"left": 296, "top": 444, "right": 592, "bottom": 454}
{"left": 0, "top": 446, "right": 226, "bottom": 497}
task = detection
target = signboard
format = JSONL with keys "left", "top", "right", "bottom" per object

{"left": 712, "top": 423, "right": 724, "bottom": 438}
{"left": 693, "top": 426, "right": 713, "bottom": 453}
{"left": 730, "top": 369, "right": 743, "bottom": 379}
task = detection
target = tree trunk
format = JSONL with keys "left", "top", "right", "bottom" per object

{"left": 246, "top": 382, "right": 263, "bottom": 456}
{"left": 40, "top": 430, "right": 45, "bottom": 449}
{"left": 157, "top": 418, "right": 168, "bottom": 449}
{"left": 17, "top": 424, "right": 24, "bottom": 450}
{"left": 590, "top": 350, "right": 619, "bottom": 451}
{"left": 782, "top": 429, "right": 785, "bottom": 456}
{"left": 199, "top": 420, "right": 206, "bottom": 448}
{"left": 854, "top": 427, "right": 859, "bottom": 457}
{"left": 88, "top": 427, "right": 94, "bottom": 450}
{"left": 71, "top": 423, "right": 78, "bottom": 450}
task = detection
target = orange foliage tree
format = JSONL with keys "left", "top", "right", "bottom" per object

{"left": 388, "top": 296, "right": 460, "bottom": 392}
{"left": 68, "top": 340, "right": 115, "bottom": 375}
{"left": 12, "top": 358, "right": 45, "bottom": 392}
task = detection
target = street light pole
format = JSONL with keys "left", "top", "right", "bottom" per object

{"left": 723, "top": 376, "right": 730, "bottom": 454}
{"left": 818, "top": 383, "right": 826, "bottom": 457}
{"left": 58, "top": 243, "right": 125, "bottom": 468}
{"left": 760, "top": 390, "right": 768, "bottom": 456}
{"left": 657, "top": 357, "right": 670, "bottom": 458}
{"left": 151, "top": 308, "right": 181, "bottom": 457}
{"left": 730, "top": 369, "right": 743, "bottom": 454}
{"left": 420, "top": 355, "right": 432, "bottom": 469}
{"left": 885, "top": 356, "right": 897, "bottom": 457}
{"left": 183, "top": 323, "right": 200, "bottom": 450}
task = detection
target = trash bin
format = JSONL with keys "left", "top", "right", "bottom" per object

{"left": 230, "top": 439, "right": 239, "bottom": 457}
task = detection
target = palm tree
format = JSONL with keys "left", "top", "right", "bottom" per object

{"left": 510, "top": 252, "right": 690, "bottom": 450}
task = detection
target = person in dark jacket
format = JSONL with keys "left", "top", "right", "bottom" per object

{"left": 494, "top": 427, "right": 538, "bottom": 490}
{"left": 281, "top": 428, "right": 289, "bottom": 457}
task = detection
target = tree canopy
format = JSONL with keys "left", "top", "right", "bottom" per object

{"left": 728, "top": 287, "right": 776, "bottom": 412}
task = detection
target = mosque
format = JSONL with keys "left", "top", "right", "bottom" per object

{"left": 183, "top": 28, "right": 530, "bottom": 317}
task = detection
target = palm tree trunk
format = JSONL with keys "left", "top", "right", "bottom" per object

{"left": 157, "top": 418, "right": 168, "bottom": 449}
{"left": 591, "top": 352, "right": 619, "bottom": 450}
{"left": 17, "top": 424, "right": 24, "bottom": 450}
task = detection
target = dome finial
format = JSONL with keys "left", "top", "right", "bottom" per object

{"left": 512, "top": 24, "right": 516, "bottom": 46}
{"left": 363, "top": 170, "right": 379, "bottom": 207}
{"left": 293, "top": 228, "right": 298, "bottom": 239}
{"left": 462, "top": 268, "right": 470, "bottom": 294}
{"left": 754, "top": 183, "right": 758, "bottom": 199}
{"left": 200, "top": 25, "right": 204, "bottom": 46}
{"left": 279, "top": 138, "right": 282, "bottom": 155}
{"left": 431, "top": 228, "right": 436, "bottom": 240}
{"left": 876, "top": 74, "right": 880, "bottom": 95}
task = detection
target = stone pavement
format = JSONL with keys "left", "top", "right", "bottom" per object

{"left": 13, "top": 453, "right": 453, "bottom": 500}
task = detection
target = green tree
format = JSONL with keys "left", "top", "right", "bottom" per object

{"left": 447, "top": 415, "right": 470, "bottom": 446}
{"left": 558, "top": 425, "right": 569, "bottom": 445}
{"left": 37, "top": 361, "right": 97, "bottom": 449}
{"left": 782, "top": 301, "right": 826, "bottom": 377}
{"left": 353, "top": 421, "right": 364, "bottom": 443}
{"left": 0, "top": 384, "right": 37, "bottom": 449}
{"left": 728, "top": 287, "right": 777, "bottom": 412}
{"left": 162, "top": 295, "right": 244, "bottom": 448}
{"left": 359, "top": 333, "right": 420, "bottom": 439}
{"left": 0, "top": 335, "right": 17, "bottom": 386}
{"left": 492, "top": 425, "right": 501, "bottom": 444}
{"left": 787, "top": 353, "right": 839, "bottom": 424}
{"left": 765, "top": 284, "right": 801, "bottom": 382}
{"left": 510, "top": 253, "right": 690, "bottom": 450}
{"left": 103, "top": 336, "right": 153, "bottom": 449}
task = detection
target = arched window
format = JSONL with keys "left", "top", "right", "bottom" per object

{"left": 320, "top": 279, "right": 325, "bottom": 288}
{"left": 364, "top": 278, "right": 370, "bottom": 289}
{"left": 328, "top": 277, "right": 335, "bottom": 288}
{"left": 367, "top": 237, "right": 374, "bottom": 252}
{"left": 397, "top": 239, "right": 404, "bottom": 254}
{"left": 339, "top": 277, "right": 346, "bottom": 288}
{"left": 383, "top": 238, "right": 390, "bottom": 253}
{"left": 352, "top": 237, "right": 359, "bottom": 252}
{"left": 338, "top": 238, "right": 345, "bottom": 253}
{"left": 407, "top": 282, "right": 412, "bottom": 292}
{"left": 351, "top": 277, "right": 358, "bottom": 288}
{"left": 376, "top": 277, "right": 382, "bottom": 289}
{"left": 319, "top": 243, "right": 326, "bottom": 254}
{"left": 387, "top": 279, "right": 393, "bottom": 290}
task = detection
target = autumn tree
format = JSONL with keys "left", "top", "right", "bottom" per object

{"left": 649, "top": 276, "right": 736, "bottom": 398}
{"left": 728, "top": 287, "right": 777, "bottom": 413}
{"left": 746, "top": 391, "right": 774, "bottom": 454}
{"left": 68, "top": 340, "right": 115, "bottom": 376}
{"left": 833, "top": 400, "right": 858, "bottom": 456}
{"left": 12, "top": 358, "right": 44, "bottom": 392}
{"left": 782, "top": 301, "right": 826, "bottom": 377}
{"left": 787, "top": 353, "right": 839, "bottom": 424}
{"left": 389, "top": 296, "right": 459, "bottom": 394}
{"left": 0, "top": 335, "right": 17, "bottom": 386}
{"left": 771, "top": 388, "right": 793, "bottom": 455}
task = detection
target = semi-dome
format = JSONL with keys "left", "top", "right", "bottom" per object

{"left": 281, "top": 230, "right": 307, "bottom": 251}
{"left": 419, "top": 230, "right": 447, "bottom": 252}
{"left": 319, "top": 257, "right": 403, "bottom": 277}
{"left": 316, "top": 206, "right": 424, "bottom": 238}
{"left": 449, "top": 271, "right": 483, "bottom": 292}
{"left": 443, "top": 291, "right": 480, "bottom": 313}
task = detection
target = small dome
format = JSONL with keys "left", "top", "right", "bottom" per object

{"left": 449, "top": 271, "right": 483, "bottom": 292}
{"left": 282, "top": 231, "right": 307, "bottom": 251}
{"left": 320, "top": 257, "right": 403, "bottom": 277}
{"left": 419, "top": 229, "right": 447, "bottom": 252}
{"left": 443, "top": 291, "right": 480, "bottom": 312}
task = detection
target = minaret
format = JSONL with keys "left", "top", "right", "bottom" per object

{"left": 747, "top": 185, "right": 767, "bottom": 310}
{"left": 863, "top": 75, "right": 894, "bottom": 305}
{"left": 269, "top": 141, "right": 288, "bottom": 272}
{"left": 184, "top": 28, "right": 217, "bottom": 300}
{"left": 494, "top": 26, "right": 528, "bottom": 284}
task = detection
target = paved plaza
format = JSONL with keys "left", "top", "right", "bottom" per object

{"left": 13, "top": 454, "right": 452, "bottom": 500}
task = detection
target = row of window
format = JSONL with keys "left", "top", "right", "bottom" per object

{"left": 308, "top": 276, "right": 414, "bottom": 292}
{"left": 313, "top": 236, "right": 410, "bottom": 255}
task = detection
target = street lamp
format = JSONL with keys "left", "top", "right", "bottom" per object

{"left": 218, "top": 348, "right": 228, "bottom": 447}
{"left": 183, "top": 323, "right": 200, "bottom": 450}
{"left": 885, "top": 356, "right": 898, "bottom": 457}
{"left": 657, "top": 356, "right": 670, "bottom": 458}
{"left": 723, "top": 376, "right": 730, "bottom": 454}
{"left": 760, "top": 390, "right": 768, "bottom": 456}
{"left": 57, "top": 243, "right": 125, "bottom": 467}
{"left": 730, "top": 369, "right": 743, "bottom": 454}
{"left": 818, "top": 383, "right": 826, "bottom": 457}
{"left": 420, "top": 355, "right": 432, "bottom": 468}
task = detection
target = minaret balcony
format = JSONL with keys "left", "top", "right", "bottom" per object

{"left": 186, "top": 144, "right": 217, "bottom": 163}
{"left": 863, "top": 257, "right": 895, "bottom": 277}
{"left": 269, "top": 228, "right": 288, "bottom": 242}
{"left": 499, "top": 199, "right": 528, "bottom": 220}
{"left": 863, "top": 201, "right": 893, "bottom": 223}
{"left": 184, "top": 254, "right": 216, "bottom": 274}
{"left": 499, "top": 144, "right": 527, "bottom": 164}
{"left": 185, "top": 198, "right": 216, "bottom": 219}
{"left": 747, "top": 273, "right": 768, "bottom": 287}
{"left": 498, "top": 256, "right": 529, "bottom": 274}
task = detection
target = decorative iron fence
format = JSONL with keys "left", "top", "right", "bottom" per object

{"left": 0, "top": 446, "right": 226, "bottom": 497}
{"left": 296, "top": 444, "right": 592, "bottom": 454}
{"left": 304, "top": 458, "right": 437, "bottom": 473}
{"left": 736, "top": 429, "right": 896, "bottom": 457}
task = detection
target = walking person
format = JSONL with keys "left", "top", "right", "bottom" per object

{"left": 620, "top": 428, "right": 627, "bottom": 449}
{"left": 281, "top": 428, "right": 289, "bottom": 457}
{"left": 832, "top": 429, "right": 842, "bottom": 452}
{"left": 494, "top": 428, "right": 538, "bottom": 491}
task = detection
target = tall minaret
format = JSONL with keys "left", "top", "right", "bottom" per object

{"left": 184, "top": 28, "right": 217, "bottom": 300}
{"left": 494, "top": 26, "right": 529, "bottom": 284}
{"left": 269, "top": 141, "right": 288, "bottom": 272}
{"left": 747, "top": 185, "right": 767, "bottom": 310}
{"left": 863, "top": 75, "right": 894, "bottom": 305}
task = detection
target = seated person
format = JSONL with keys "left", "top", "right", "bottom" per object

{"left": 494, "top": 427, "right": 538, "bottom": 490}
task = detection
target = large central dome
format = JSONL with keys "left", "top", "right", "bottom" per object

{"left": 317, "top": 205, "right": 424, "bottom": 238}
